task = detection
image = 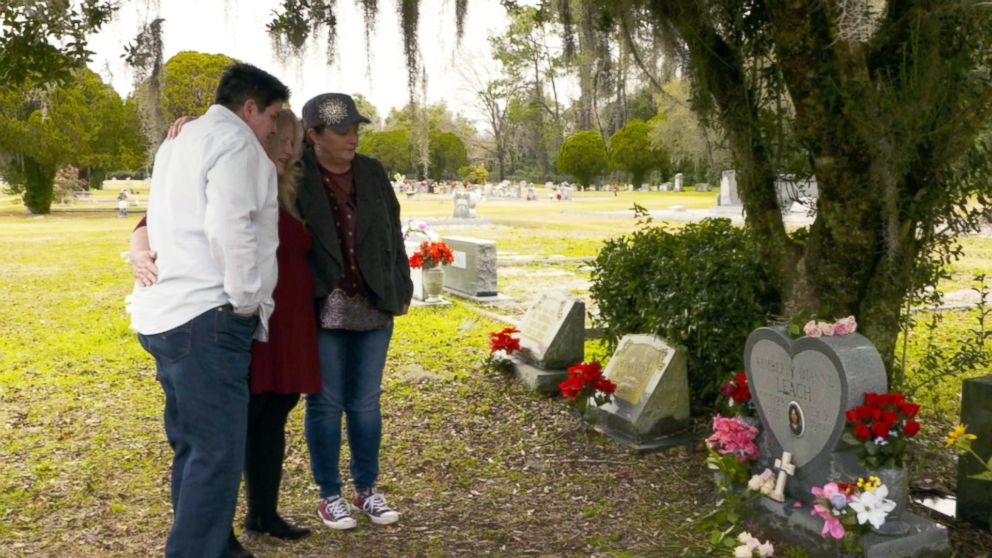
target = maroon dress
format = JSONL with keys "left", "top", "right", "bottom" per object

{"left": 249, "top": 207, "right": 322, "bottom": 394}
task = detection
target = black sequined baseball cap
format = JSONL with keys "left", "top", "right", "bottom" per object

{"left": 302, "top": 93, "right": 371, "bottom": 131}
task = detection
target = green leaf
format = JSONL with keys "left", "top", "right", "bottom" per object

{"left": 969, "top": 471, "right": 992, "bottom": 482}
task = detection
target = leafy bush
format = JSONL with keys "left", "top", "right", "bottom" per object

{"left": 589, "top": 214, "right": 778, "bottom": 406}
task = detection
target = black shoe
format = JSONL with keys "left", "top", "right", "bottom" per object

{"left": 228, "top": 531, "right": 254, "bottom": 558}
{"left": 244, "top": 513, "right": 312, "bottom": 540}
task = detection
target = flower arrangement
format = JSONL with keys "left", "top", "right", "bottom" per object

{"left": 705, "top": 415, "right": 761, "bottom": 488}
{"left": 802, "top": 315, "right": 857, "bottom": 338}
{"left": 810, "top": 477, "right": 896, "bottom": 551}
{"left": 557, "top": 361, "right": 616, "bottom": 415}
{"left": 842, "top": 392, "right": 920, "bottom": 469}
{"left": 947, "top": 423, "right": 992, "bottom": 481}
{"left": 746, "top": 468, "right": 776, "bottom": 496}
{"left": 408, "top": 240, "right": 454, "bottom": 269}
{"left": 719, "top": 371, "right": 753, "bottom": 417}
{"left": 707, "top": 415, "right": 761, "bottom": 463}
{"left": 730, "top": 531, "right": 774, "bottom": 557}
{"left": 482, "top": 327, "right": 520, "bottom": 373}
{"left": 402, "top": 218, "right": 440, "bottom": 242}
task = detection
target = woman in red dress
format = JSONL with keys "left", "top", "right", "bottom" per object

{"left": 130, "top": 109, "right": 320, "bottom": 553}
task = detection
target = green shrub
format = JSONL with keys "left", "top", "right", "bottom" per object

{"left": 589, "top": 216, "right": 778, "bottom": 406}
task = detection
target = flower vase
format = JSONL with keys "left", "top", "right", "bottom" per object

{"left": 422, "top": 265, "right": 444, "bottom": 302}
{"left": 871, "top": 466, "right": 911, "bottom": 536}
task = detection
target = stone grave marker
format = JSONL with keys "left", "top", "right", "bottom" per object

{"left": 957, "top": 375, "right": 992, "bottom": 531}
{"left": 673, "top": 173, "right": 684, "bottom": 192}
{"left": 744, "top": 326, "right": 949, "bottom": 557}
{"left": 718, "top": 170, "right": 741, "bottom": 206}
{"left": 439, "top": 236, "right": 498, "bottom": 299}
{"left": 511, "top": 290, "right": 585, "bottom": 393}
{"left": 452, "top": 191, "right": 471, "bottom": 219}
{"left": 588, "top": 335, "right": 692, "bottom": 451}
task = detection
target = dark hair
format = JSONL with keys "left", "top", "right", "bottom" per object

{"left": 214, "top": 63, "right": 290, "bottom": 114}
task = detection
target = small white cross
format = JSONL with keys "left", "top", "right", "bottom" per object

{"left": 769, "top": 451, "right": 796, "bottom": 503}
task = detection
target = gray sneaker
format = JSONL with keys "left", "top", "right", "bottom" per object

{"left": 317, "top": 496, "right": 357, "bottom": 530}
{"left": 352, "top": 489, "right": 400, "bottom": 525}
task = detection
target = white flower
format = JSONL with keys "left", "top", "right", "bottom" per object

{"left": 737, "top": 531, "right": 753, "bottom": 544}
{"left": 734, "top": 545, "right": 753, "bottom": 558}
{"left": 849, "top": 484, "right": 897, "bottom": 529}
{"left": 757, "top": 541, "right": 775, "bottom": 557}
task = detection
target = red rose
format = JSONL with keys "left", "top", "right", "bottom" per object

{"left": 865, "top": 393, "right": 879, "bottom": 407}
{"left": 719, "top": 380, "right": 737, "bottom": 398}
{"left": 900, "top": 402, "right": 920, "bottom": 418}
{"left": 735, "top": 371, "right": 748, "bottom": 385}
{"left": 845, "top": 409, "right": 859, "bottom": 423}
{"left": 871, "top": 408, "right": 883, "bottom": 422}
{"left": 883, "top": 410, "right": 898, "bottom": 424}
{"left": 857, "top": 406, "right": 872, "bottom": 421}
{"left": 891, "top": 393, "right": 906, "bottom": 404}
{"left": 871, "top": 421, "right": 892, "bottom": 439}
{"left": 903, "top": 420, "right": 920, "bottom": 437}
{"left": 731, "top": 383, "right": 751, "bottom": 403}
{"left": 854, "top": 423, "right": 871, "bottom": 440}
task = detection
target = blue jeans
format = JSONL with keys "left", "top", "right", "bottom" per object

{"left": 305, "top": 323, "right": 393, "bottom": 498}
{"left": 138, "top": 306, "right": 257, "bottom": 558}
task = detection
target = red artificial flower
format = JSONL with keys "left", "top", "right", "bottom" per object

{"left": 903, "top": 420, "right": 920, "bottom": 437}
{"left": 846, "top": 409, "right": 860, "bottom": 424}
{"left": 593, "top": 378, "right": 617, "bottom": 395}
{"left": 864, "top": 393, "right": 879, "bottom": 407}
{"left": 719, "top": 380, "right": 737, "bottom": 398}
{"left": 900, "top": 402, "right": 920, "bottom": 418}
{"left": 854, "top": 423, "right": 871, "bottom": 440}
{"left": 891, "top": 393, "right": 906, "bottom": 405}
{"left": 871, "top": 421, "right": 892, "bottom": 439}
{"left": 857, "top": 406, "right": 872, "bottom": 421}
{"left": 883, "top": 410, "right": 899, "bottom": 424}
{"left": 408, "top": 253, "right": 424, "bottom": 268}
{"left": 870, "top": 408, "right": 883, "bottom": 422}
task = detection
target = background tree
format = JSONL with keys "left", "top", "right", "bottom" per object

{"left": 649, "top": 79, "right": 729, "bottom": 184}
{"left": 427, "top": 130, "right": 469, "bottom": 180}
{"left": 608, "top": 118, "right": 669, "bottom": 188}
{"left": 0, "top": 1, "right": 116, "bottom": 89}
{"left": 556, "top": 130, "right": 607, "bottom": 189}
{"left": 160, "top": 51, "right": 240, "bottom": 124}
{"left": 358, "top": 128, "right": 416, "bottom": 177}
{"left": 352, "top": 93, "right": 382, "bottom": 130}
{"left": 0, "top": 69, "right": 143, "bottom": 213}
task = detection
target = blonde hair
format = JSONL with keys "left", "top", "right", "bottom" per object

{"left": 274, "top": 109, "right": 305, "bottom": 221}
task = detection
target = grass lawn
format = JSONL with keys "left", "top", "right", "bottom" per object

{"left": 0, "top": 194, "right": 990, "bottom": 556}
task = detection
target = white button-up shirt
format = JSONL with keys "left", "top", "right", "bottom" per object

{"left": 129, "top": 104, "right": 279, "bottom": 341}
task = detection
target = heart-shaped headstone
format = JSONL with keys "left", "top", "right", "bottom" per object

{"left": 744, "top": 327, "right": 887, "bottom": 469}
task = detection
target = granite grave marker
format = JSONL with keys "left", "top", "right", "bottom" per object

{"left": 589, "top": 335, "right": 692, "bottom": 451}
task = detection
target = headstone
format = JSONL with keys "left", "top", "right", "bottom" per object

{"left": 439, "top": 236, "right": 498, "bottom": 298}
{"left": 744, "top": 326, "right": 949, "bottom": 557}
{"left": 511, "top": 290, "right": 585, "bottom": 393}
{"left": 774, "top": 175, "right": 819, "bottom": 211}
{"left": 673, "top": 173, "right": 684, "bottom": 192}
{"left": 957, "top": 375, "right": 992, "bottom": 531}
{"left": 453, "top": 191, "right": 471, "bottom": 219}
{"left": 588, "top": 335, "right": 692, "bottom": 451}
{"left": 718, "top": 170, "right": 741, "bottom": 206}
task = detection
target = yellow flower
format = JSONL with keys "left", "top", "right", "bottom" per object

{"left": 946, "top": 424, "right": 978, "bottom": 448}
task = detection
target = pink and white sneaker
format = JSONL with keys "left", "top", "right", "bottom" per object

{"left": 316, "top": 496, "right": 357, "bottom": 530}
{"left": 352, "top": 489, "right": 400, "bottom": 525}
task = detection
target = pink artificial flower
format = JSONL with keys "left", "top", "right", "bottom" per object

{"left": 811, "top": 503, "right": 846, "bottom": 540}
{"left": 706, "top": 415, "right": 760, "bottom": 462}
{"left": 819, "top": 322, "right": 835, "bottom": 336}
{"left": 803, "top": 320, "right": 821, "bottom": 337}
{"left": 833, "top": 320, "right": 850, "bottom": 335}
{"left": 837, "top": 315, "right": 857, "bottom": 334}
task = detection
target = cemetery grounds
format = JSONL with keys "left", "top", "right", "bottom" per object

{"left": 0, "top": 184, "right": 990, "bottom": 557}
